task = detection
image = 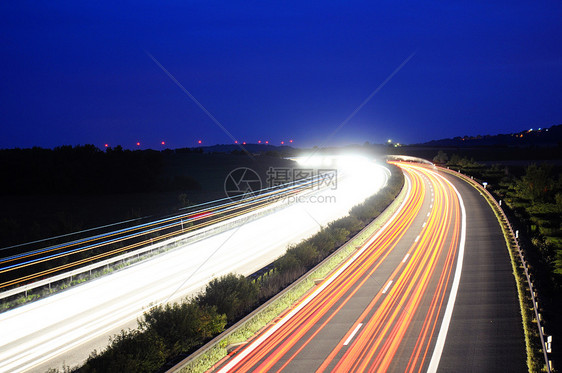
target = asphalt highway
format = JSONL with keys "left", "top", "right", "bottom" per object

{"left": 436, "top": 171, "right": 525, "bottom": 372}
{"left": 213, "top": 163, "right": 525, "bottom": 373}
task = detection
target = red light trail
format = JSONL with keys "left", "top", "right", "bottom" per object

{"left": 215, "top": 163, "right": 465, "bottom": 372}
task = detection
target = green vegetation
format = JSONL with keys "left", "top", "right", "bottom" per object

{"left": 51, "top": 164, "right": 403, "bottom": 373}
{"left": 197, "top": 274, "right": 260, "bottom": 322}
{"left": 438, "top": 152, "right": 561, "bottom": 371}
{"left": 82, "top": 302, "right": 226, "bottom": 373}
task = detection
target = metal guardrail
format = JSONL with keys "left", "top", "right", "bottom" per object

{"left": 438, "top": 166, "right": 552, "bottom": 373}
{"left": 0, "top": 178, "right": 338, "bottom": 303}
{"left": 0, "top": 195, "right": 292, "bottom": 302}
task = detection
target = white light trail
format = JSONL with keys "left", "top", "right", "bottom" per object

{"left": 0, "top": 161, "right": 389, "bottom": 372}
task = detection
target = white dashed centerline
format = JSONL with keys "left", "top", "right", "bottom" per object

{"left": 402, "top": 253, "right": 410, "bottom": 263}
{"left": 382, "top": 280, "right": 393, "bottom": 294}
{"left": 343, "top": 323, "right": 363, "bottom": 346}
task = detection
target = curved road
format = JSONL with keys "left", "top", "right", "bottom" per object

{"left": 213, "top": 163, "right": 525, "bottom": 372}
{"left": 0, "top": 163, "right": 388, "bottom": 373}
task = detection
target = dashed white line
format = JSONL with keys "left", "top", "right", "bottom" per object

{"left": 216, "top": 174, "right": 414, "bottom": 373}
{"left": 382, "top": 280, "right": 393, "bottom": 294}
{"left": 422, "top": 222, "right": 427, "bottom": 228}
{"left": 427, "top": 170, "right": 467, "bottom": 373}
{"left": 402, "top": 253, "right": 410, "bottom": 263}
{"left": 343, "top": 323, "right": 363, "bottom": 346}
{"left": 414, "top": 235, "right": 420, "bottom": 242}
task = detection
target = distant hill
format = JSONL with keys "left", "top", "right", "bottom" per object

{"left": 418, "top": 124, "right": 562, "bottom": 147}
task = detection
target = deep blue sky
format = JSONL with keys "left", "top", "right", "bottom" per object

{"left": 1, "top": 1, "right": 561, "bottom": 149}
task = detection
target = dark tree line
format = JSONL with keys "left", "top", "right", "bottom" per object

{"left": 0, "top": 145, "right": 201, "bottom": 195}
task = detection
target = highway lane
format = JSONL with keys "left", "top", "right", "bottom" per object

{"left": 213, "top": 162, "right": 525, "bottom": 373}
{"left": 214, "top": 163, "right": 458, "bottom": 372}
{"left": 0, "top": 175, "right": 324, "bottom": 290}
{"left": 435, "top": 171, "right": 525, "bottom": 372}
{"left": 0, "top": 162, "right": 388, "bottom": 372}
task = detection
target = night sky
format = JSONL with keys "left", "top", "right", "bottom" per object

{"left": 1, "top": 1, "right": 561, "bottom": 149}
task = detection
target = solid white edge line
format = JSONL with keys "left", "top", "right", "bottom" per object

{"left": 427, "top": 172, "right": 467, "bottom": 373}
{"left": 343, "top": 323, "right": 363, "bottom": 346}
{"left": 216, "top": 170, "right": 413, "bottom": 373}
{"left": 382, "top": 280, "right": 393, "bottom": 294}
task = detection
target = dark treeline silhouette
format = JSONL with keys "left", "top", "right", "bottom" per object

{"left": 0, "top": 145, "right": 201, "bottom": 195}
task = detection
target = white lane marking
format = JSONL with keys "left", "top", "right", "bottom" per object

{"left": 427, "top": 172, "right": 467, "bottom": 373}
{"left": 382, "top": 280, "right": 393, "bottom": 294}
{"left": 216, "top": 174, "right": 414, "bottom": 373}
{"left": 422, "top": 222, "right": 427, "bottom": 228}
{"left": 343, "top": 323, "right": 363, "bottom": 346}
{"left": 402, "top": 253, "right": 410, "bottom": 263}
{"left": 414, "top": 235, "right": 420, "bottom": 243}
{"left": 427, "top": 212, "right": 431, "bottom": 217}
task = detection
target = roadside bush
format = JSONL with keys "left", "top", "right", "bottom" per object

{"left": 308, "top": 229, "right": 337, "bottom": 255}
{"left": 274, "top": 253, "right": 305, "bottom": 276}
{"left": 140, "top": 301, "right": 226, "bottom": 356}
{"left": 197, "top": 274, "right": 260, "bottom": 322}
{"left": 287, "top": 242, "right": 320, "bottom": 269}
{"left": 82, "top": 329, "right": 167, "bottom": 373}
{"left": 328, "top": 215, "right": 363, "bottom": 237}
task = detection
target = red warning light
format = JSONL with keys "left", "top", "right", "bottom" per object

{"left": 281, "top": 141, "right": 285, "bottom": 145}
{"left": 136, "top": 142, "right": 140, "bottom": 146}
{"left": 104, "top": 144, "right": 109, "bottom": 148}
{"left": 289, "top": 139, "right": 293, "bottom": 143}
{"left": 258, "top": 140, "right": 261, "bottom": 144}
{"left": 242, "top": 141, "right": 246, "bottom": 145}
{"left": 265, "top": 140, "right": 269, "bottom": 144}
{"left": 198, "top": 140, "right": 202, "bottom": 144}
{"left": 235, "top": 140, "right": 238, "bottom": 144}
{"left": 161, "top": 141, "right": 165, "bottom": 146}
